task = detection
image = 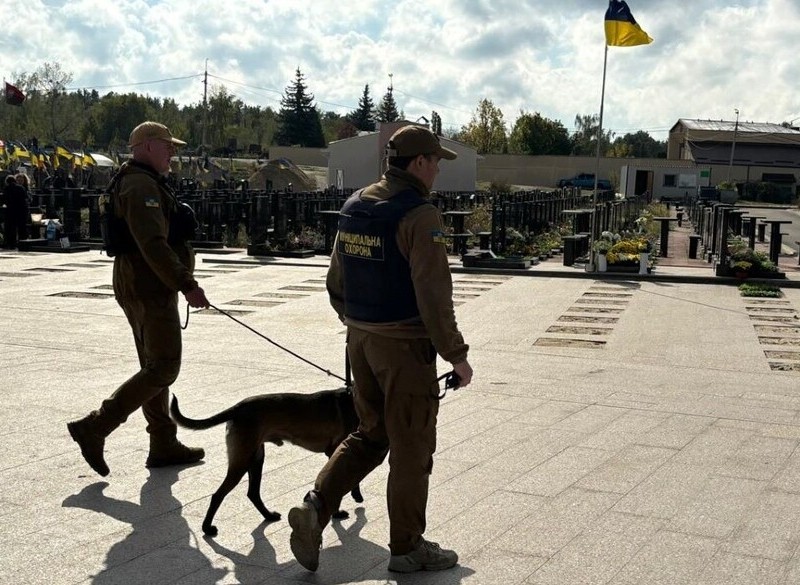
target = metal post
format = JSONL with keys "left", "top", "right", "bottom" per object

{"left": 727, "top": 108, "right": 739, "bottom": 183}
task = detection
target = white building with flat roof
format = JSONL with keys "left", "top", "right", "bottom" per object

{"left": 325, "top": 121, "right": 478, "bottom": 192}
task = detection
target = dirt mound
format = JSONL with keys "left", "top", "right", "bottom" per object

{"left": 247, "top": 158, "right": 316, "bottom": 191}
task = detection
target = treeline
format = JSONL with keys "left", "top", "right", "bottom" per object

{"left": 1, "top": 62, "right": 666, "bottom": 158}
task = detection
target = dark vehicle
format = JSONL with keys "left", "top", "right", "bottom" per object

{"left": 558, "top": 173, "right": 612, "bottom": 190}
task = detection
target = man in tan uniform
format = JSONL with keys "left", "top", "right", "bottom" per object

{"left": 289, "top": 125, "right": 473, "bottom": 573}
{"left": 67, "top": 121, "right": 210, "bottom": 477}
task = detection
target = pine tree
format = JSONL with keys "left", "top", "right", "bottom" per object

{"left": 375, "top": 85, "right": 401, "bottom": 123}
{"left": 275, "top": 68, "right": 326, "bottom": 147}
{"left": 347, "top": 85, "right": 375, "bottom": 131}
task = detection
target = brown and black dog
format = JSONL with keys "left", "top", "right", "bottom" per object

{"left": 170, "top": 387, "right": 363, "bottom": 536}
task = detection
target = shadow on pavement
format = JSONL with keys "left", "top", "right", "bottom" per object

{"left": 62, "top": 469, "right": 226, "bottom": 584}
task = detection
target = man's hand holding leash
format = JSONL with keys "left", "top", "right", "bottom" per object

{"left": 451, "top": 360, "right": 473, "bottom": 388}
{"left": 184, "top": 286, "right": 210, "bottom": 309}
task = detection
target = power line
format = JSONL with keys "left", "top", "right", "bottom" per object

{"left": 61, "top": 71, "right": 673, "bottom": 139}
{"left": 66, "top": 74, "right": 202, "bottom": 91}
{"left": 208, "top": 73, "right": 357, "bottom": 111}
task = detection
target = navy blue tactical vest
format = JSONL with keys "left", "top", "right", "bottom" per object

{"left": 338, "top": 189, "right": 427, "bottom": 323}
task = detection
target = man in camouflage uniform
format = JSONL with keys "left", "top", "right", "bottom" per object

{"left": 289, "top": 125, "right": 473, "bottom": 573}
{"left": 68, "top": 121, "right": 210, "bottom": 477}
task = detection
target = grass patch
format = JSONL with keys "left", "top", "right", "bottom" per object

{"left": 739, "top": 282, "right": 782, "bottom": 297}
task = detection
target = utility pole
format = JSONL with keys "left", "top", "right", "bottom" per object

{"left": 201, "top": 59, "right": 208, "bottom": 152}
{"left": 727, "top": 108, "right": 739, "bottom": 183}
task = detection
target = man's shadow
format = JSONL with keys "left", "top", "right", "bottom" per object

{"left": 63, "top": 469, "right": 227, "bottom": 584}
{"left": 207, "top": 506, "right": 472, "bottom": 584}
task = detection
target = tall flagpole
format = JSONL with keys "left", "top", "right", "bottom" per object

{"left": 589, "top": 44, "right": 609, "bottom": 271}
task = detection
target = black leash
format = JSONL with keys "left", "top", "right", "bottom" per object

{"left": 183, "top": 302, "right": 347, "bottom": 383}
{"left": 184, "top": 302, "right": 457, "bottom": 396}
{"left": 433, "top": 371, "right": 461, "bottom": 400}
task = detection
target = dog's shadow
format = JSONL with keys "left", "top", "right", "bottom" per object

{"left": 62, "top": 470, "right": 227, "bottom": 585}
{"left": 208, "top": 506, "right": 472, "bottom": 584}
{"left": 207, "top": 506, "right": 387, "bottom": 582}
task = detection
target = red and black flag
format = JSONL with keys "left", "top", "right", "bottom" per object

{"left": 5, "top": 82, "right": 26, "bottom": 106}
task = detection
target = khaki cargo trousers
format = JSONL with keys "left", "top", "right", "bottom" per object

{"left": 314, "top": 327, "right": 440, "bottom": 555}
{"left": 96, "top": 294, "right": 182, "bottom": 441}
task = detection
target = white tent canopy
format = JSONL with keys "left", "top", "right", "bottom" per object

{"left": 89, "top": 153, "right": 115, "bottom": 167}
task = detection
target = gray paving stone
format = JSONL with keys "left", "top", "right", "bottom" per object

{"left": 612, "top": 461, "right": 713, "bottom": 519}
{"left": 576, "top": 444, "right": 678, "bottom": 494}
{"left": 608, "top": 530, "right": 720, "bottom": 585}
{"left": 526, "top": 511, "right": 663, "bottom": 585}
{"left": 4, "top": 250, "right": 800, "bottom": 584}
{"left": 635, "top": 414, "right": 716, "bottom": 449}
{"left": 578, "top": 410, "right": 671, "bottom": 451}
{"left": 696, "top": 552, "right": 786, "bottom": 585}
{"left": 492, "top": 487, "right": 621, "bottom": 557}
{"left": 508, "top": 445, "right": 616, "bottom": 497}
{"left": 721, "top": 488, "right": 800, "bottom": 561}
{"left": 667, "top": 475, "right": 767, "bottom": 539}
{"left": 715, "top": 435, "right": 798, "bottom": 481}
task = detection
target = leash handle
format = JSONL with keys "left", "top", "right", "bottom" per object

{"left": 432, "top": 370, "right": 461, "bottom": 400}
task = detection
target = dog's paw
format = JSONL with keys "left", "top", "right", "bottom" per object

{"left": 203, "top": 524, "right": 219, "bottom": 537}
{"left": 262, "top": 510, "right": 281, "bottom": 523}
{"left": 331, "top": 509, "right": 350, "bottom": 520}
{"left": 351, "top": 486, "right": 364, "bottom": 503}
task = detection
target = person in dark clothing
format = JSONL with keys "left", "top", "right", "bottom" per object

{"left": 2, "top": 175, "right": 29, "bottom": 248}
{"left": 67, "top": 121, "right": 210, "bottom": 477}
{"left": 288, "top": 125, "right": 473, "bottom": 574}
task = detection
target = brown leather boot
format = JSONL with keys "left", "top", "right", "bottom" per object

{"left": 146, "top": 440, "right": 204, "bottom": 468}
{"left": 67, "top": 412, "right": 111, "bottom": 476}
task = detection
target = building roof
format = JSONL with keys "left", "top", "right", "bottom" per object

{"left": 673, "top": 118, "right": 800, "bottom": 136}
{"left": 687, "top": 143, "right": 800, "bottom": 168}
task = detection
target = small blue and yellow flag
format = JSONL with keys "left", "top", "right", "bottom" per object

{"left": 605, "top": 0, "right": 652, "bottom": 47}
{"left": 55, "top": 144, "right": 73, "bottom": 161}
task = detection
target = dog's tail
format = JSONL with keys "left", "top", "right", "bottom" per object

{"left": 170, "top": 395, "right": 234, "bottom": 430}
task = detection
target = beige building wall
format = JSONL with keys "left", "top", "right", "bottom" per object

{"left": 268, "top": 146, "right": 798, "bottom": 192}
{"left": 477, "top": 155, "right": 630, "bottom": 188}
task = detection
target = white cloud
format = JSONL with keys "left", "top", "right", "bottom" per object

{"left": 2, "top": 0, "right": 799, "bottom": 140}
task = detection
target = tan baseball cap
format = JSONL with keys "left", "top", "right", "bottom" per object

{"left": 128, "top": 121, "right": 187, "bottom": 147}
{"left": 386, "top": 125, "right": 457, "bottom": 160}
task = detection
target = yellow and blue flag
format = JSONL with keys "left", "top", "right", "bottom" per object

{"left": 55, "top": 144, "right": 73, "bottom": 161}
{"left": 605, "top": 0, "right": 652, "bottom": 47}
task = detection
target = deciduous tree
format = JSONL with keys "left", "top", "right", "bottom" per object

{"left": 459, "top": 99, "right": 507, "bottom": 154}
{"left": 508, "top": 111, "right": 571, "bottom": 155}
{"left": 571, "top": 113, "right": 614, "bottom": 156}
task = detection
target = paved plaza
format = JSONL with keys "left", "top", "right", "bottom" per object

{"left": 3, "top": 243, "right": 800, "bottom": 585}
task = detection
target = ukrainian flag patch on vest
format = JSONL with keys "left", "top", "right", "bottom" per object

{"left": 432, "top": 230, "right": 448, "bottom": 245}
{"left": 145, "top": 197, "right": 160, "bottom": 208}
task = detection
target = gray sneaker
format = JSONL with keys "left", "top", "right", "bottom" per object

{"left": 388, "top": 538, "right": 458, "bottom": 573}
{"left": 288, "top": 501, "right": 322, "bottom": 572}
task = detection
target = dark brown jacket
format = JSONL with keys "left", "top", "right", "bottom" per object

{"left": 327, "top": 166, "right": 468, "bottom": 364}
{"left": 111, "top": 162, "right": 197, "bottom": 300}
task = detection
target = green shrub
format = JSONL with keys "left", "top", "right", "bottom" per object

{"left": 738, "top": 283, "right": 782, "bottom": 297}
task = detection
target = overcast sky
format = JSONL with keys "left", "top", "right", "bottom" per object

{"left": 3, "top": 0, "right": 799, "bottom": 141}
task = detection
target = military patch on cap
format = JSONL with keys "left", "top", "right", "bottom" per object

{"left": 431, "top": 230, "right": 448, "bottom": 245}
{"left": 145, "top": 197, "right": 160, "bottom": 208}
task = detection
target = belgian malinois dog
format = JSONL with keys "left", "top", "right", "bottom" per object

{"left": 170, "top": 387, "right": 363, "bottom": 536}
